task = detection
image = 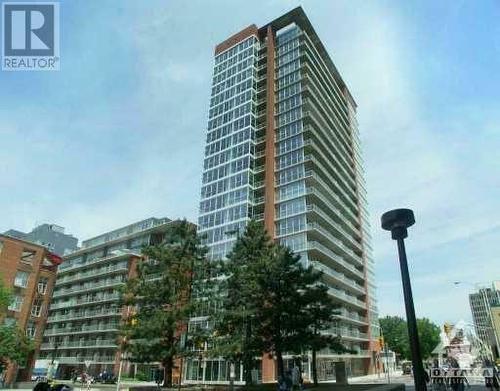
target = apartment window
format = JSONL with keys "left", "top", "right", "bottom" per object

{"left": 0, "top": 240, "right": 3, "bottom": 255}
{"left": 8, "top": 294, "right": 24, "bottom": 312}
{"left": 38, "top": 277, "right": 49, "bottom": 295}
{"left": 26, "top": 321, "right": 37, "bottom": 338}
{"left": 14, "top": 271, "right": 30, "bottom": 288}
{"left": 21, "top": 249, "right": 36, "bottom": 264}
{"left": 31, "top": 297, "right": 43, "bottom": 317}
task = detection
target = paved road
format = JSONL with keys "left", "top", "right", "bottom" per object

{"left": 349, "top": 371, "right": 490, "bottom": 391}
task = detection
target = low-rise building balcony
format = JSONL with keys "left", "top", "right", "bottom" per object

{"left": 41, "top": 339, "right": 117, "bottom": 350}
{"left": 44, "top": 324, "right": 119, "bottom": 337}
{"left": 47, "top": 309, "right": 121, "bottom": 323}
{"left": 53, "top": 280, "right": 125, "bottom": 298}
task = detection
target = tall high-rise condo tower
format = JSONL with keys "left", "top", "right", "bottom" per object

{"left": 196, "top": 7, "right": 379, "bottom": 382}
{"left": 469, "top": 281, "right": 500, "bottom": 358}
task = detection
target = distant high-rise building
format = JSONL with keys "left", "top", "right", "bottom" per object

{"left": 195, "top": 7, "right": 378, "bottom": 382}
{"left": 0, "top": 234, "right": 61, "bottom": 384}
{"left": 469, "top": 281, "right": 500, "bottom": 358}
{"left": 4, "top": 224, "right": 78, "bottom": 256}
{"left": 38, "top": 217, "right": 185, "bottom": 380}
{"left": 490, "top": 304, "right": 500, "bottom": 360}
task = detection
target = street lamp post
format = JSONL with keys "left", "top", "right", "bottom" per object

{"left": 381, "top": 208, "right": 426, "bottom": 391}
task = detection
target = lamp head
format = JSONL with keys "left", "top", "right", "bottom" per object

{"left": 381, "top": 208, "right": 415, "bottom": 240}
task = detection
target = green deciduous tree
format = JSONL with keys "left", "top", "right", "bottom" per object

{"left": 0, "top": 277, "right": 33, "bottom": 372}
{"left": 379, "top": 316, "right": 410, "bottom": 360}
{"left": 0, "top": 276, "right": 11, "bottom": 316}
{"left": 379, "top": 315, "right": 441, "bottom": 360}
{"left": 0, "top": 326, "right": 34, "bottom": 368}
{"left": 119, "top": 220, "right": 209, "bottom": 387}
{"left": 417, "top": 318, "right": 441, "bottom": 359}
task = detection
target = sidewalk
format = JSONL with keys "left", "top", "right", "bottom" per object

{"left": 349, "top": 370, "right": 403, "bottom": 384}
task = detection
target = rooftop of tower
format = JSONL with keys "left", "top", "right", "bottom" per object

{"left": 214, "top": 6, "right": 357, "bottom": 108}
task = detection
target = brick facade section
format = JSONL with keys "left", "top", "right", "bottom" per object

{"left": 261, "top": 24, "right": 277, "bottom": 383}
{"left": 0, "top": 235, "right": 58, "bottom": 385}
{"left": 214, "top": 25, "right": 258, "bottom": 55}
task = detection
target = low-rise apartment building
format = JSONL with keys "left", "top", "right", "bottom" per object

{"left": 0, "top": 234, "right": 61, "bottom": 384}
{"left": 39, "top": 217, "right": 178, "bottom": 380}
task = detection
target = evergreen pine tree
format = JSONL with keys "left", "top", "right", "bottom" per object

{"left": 212, "top": 220, "right": 273, "bottom": 385}
{"left": 301, "top": 283, "right": 350, "bottom": 386}
{"left": 119, "top": 219, "right": 209, "bottom": 387}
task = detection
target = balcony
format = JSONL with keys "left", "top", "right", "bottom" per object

{"left": 254, "top": 149, "right": 266, "bottom": 159}
{"left": 307, "top": 222, "right": 364, "bottom": 267}
{"left": 58, "top": 251, "right": 136, "bottom": 277}
{"left": 44, "top": 324, "right": 119, "bottom": 337}
{"left": 311, "top": 261, "right": 365, "bottom": 296}
{"left": 301, "top": 153, "right": 359, "bottom": 217}
{"left": 303, "top": 181, "right": 359, "bottom": 233}
{"left": 300, "top": 134, "right": 358, "bottom": 194}
{"left": 53, "top": 280, "right": 125, "bottom": 298}
{"left": 41, "top": 340, "right": 117, "bottom": 350}
{"left": 47, "top": 309, "right": 122, "bottom": 323}
{"left": 306, "top": 204, "right": 363, "bottom": 253}
{"left": 306, "top": 241, "right": 364, "bottom": 280}
{"left": 328, "top": 287, "right": 366, "bottom": 310}
{"left": 56, "top": 265, "right": 129, "bottom": 286}
{"left": 50, "top": 294, "right": 120, "bottom": 310}
{"left": 334, "top": 308, "right": 369, "bottom": 325}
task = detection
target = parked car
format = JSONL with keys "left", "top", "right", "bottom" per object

{"left": 402, "top": 362, "right": 412, "bottom": 375}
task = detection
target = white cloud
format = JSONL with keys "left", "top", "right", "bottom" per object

{"left": 0, "top": 0, "right": 498, "bottom": 326}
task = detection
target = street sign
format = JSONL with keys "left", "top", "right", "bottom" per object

{"left": 84, "top": 360, "right": 92, "bottom": 369}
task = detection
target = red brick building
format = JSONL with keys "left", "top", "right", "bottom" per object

{"left": 0, "top": 234, "right": 61, "bottom": 385}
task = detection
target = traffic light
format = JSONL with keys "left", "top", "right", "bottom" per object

{"left": 379, "top": 336, "right": 384, "bottom": 348}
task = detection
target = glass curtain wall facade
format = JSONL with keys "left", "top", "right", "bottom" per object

{"left": 192, "top": 7, "right": 379, "bottom": 383}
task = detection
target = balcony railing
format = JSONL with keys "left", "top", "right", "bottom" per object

{"left": 53, "top": 280, "right": 125, "bottom": 298}
{"left": 307, "top": 222, "right": 364, "bottom": 267}
{"left": 311, "top": 261, "right": 365, "bottom": 295}
{"left": 306, "top": 204, "right": 363, "bottom": 253}
{"left": 41, "top": 340, "right": 117, "bottom": 350}
{"left": 306, "top": 241, "right": 364, "bottom": 279}
{"left": 56, "top": 265, "right": 129, "bottom": 286}
{"left": 50, "top": 294, "right": 120, "bottom": 310}
{"left": 47, "top": 309, "right": 121, "bottom": 323}
{"left": 328, "top": 287, "right": 365, "bottom": 309}
{"left": 59, "top": 250, "right": 138, "bottom": 275}
{"left": 44, "top": 324, "right": 119, "bottom": 336}
{"left": 335, "top": 308, "right": 368, "bottom": 324}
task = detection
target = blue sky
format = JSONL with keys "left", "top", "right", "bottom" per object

{"left": 1, "top": 0, "right": 499, "bottom": 325}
